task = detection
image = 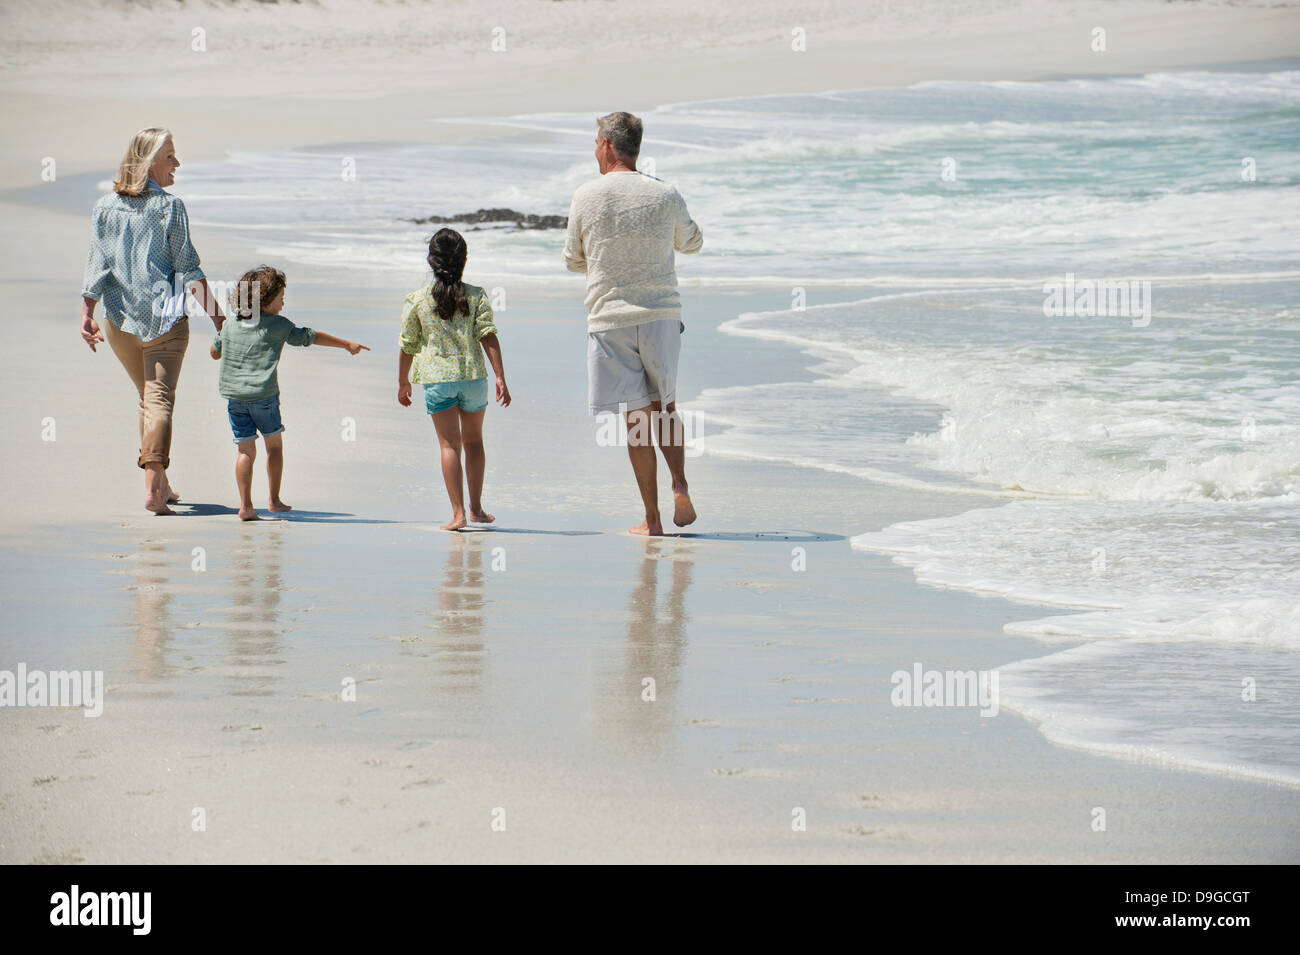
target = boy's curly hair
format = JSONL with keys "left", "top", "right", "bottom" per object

{"left": 231, "top": 265, "right": 287, "bottom": 320}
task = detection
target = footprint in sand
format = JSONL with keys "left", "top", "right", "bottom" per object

{"left": 32, "top": 775, "right": 95, "bottom": 787}
{"left": 401, "top": 777, "right": 446, "bottom": 790}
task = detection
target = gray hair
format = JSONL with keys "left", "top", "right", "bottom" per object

{"left": 596, "top": 111, "right": 643, "bottom": 160}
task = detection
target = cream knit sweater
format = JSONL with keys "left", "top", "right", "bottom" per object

{"left": 563, "top": 171, "right": 704, "bottom": 332}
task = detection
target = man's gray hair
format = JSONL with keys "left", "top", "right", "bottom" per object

{"left": 597, "top": 111, "right": 643, "bottom": 160}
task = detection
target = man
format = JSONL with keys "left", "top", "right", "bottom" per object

{"left": 564, "top": 111, "right": 704, "bottom": 536}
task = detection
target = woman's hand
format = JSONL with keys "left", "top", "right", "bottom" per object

{"left": 496, "top": 376, "right": 512, "bottom": 408}
{"left": 398, "top": 380, "right": 413, "bottom": 407}
{"left": 80, "top": 313, "right": 104, "bottom": 352}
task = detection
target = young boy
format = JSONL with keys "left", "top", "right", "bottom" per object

{"left": 212, "top": 265, "right": 368, "bottom": 520}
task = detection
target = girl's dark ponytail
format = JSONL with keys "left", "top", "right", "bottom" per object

{"left": 428, "top": 228, "right": 469, "bottom": 321}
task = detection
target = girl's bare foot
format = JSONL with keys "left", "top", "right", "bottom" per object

{"left": 469, "top": 507, "right": 495, "bottom": 524}
{"left": 442, "top": 512, "right": 468, "bottom": 531}
{"left": 672, "top": 483, "right": 696, "bottom": 527}
{"left": 239, "top": 506, "right": 261, "bottom": 521}
{"left": 268, "top": 499, "right": 293, "bottom": 513}
{"left": 629, "top": 518, "right": 663, "bottom": 536}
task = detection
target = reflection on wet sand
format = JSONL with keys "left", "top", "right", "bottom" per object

{"left": 127, "top": 538, "right": 174, "bottom": 683}
{"left": 225, "top": 523, "right": 287, "bottom": 696}
{"left": 597, "top": 537, "right": 693, "bottom": 755}
{"left": 420, "top": 533, "right": 488, "bottom": 727}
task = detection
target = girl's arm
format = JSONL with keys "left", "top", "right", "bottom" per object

{"left": 313, "top": 330, "right": 369, "bottom": 355}
{"left": 398, "top": 351, "right": 415, "bottom": 407}
{"left": 480, "top": 333, "right": 511, "bottom": 407}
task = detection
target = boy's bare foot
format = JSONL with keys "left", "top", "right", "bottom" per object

{"left": 239, "top": 506, "right": 261, "bottom": 521}
{"left": 442, "top": 512, "right": 468, "bottom": 531}
{"left": 672, "top": 483, "right": 697, "bottom": 528}
{"left": 469, "top": 508, "right": 495, "bottom": 524}
{"left": 630, "top": 518, "right": 664, "bottom": 536}
{"left": 268, "top": 499, "right": 293, "bottom": 513}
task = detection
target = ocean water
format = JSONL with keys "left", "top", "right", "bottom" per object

{"left": 169, "top": 67, "right": 1300, "bottom": 785}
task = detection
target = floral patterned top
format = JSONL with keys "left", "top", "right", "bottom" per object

{"left": 398, "top": 283, "right": 498, "bottom": 384}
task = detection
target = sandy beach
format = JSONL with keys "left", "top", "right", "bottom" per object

{"left": 2, "top": 0, "right": 1299, "bottom": 865}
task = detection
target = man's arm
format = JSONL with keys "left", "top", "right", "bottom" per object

{"left": 674, "top": 191, "right": 703, "bottom": 254}
{"left": 562, "top": 200, "right": 587, "bottom": 273}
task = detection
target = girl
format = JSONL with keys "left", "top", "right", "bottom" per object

{"left": 398, "top": 229, "right": 511, "bottom": 531}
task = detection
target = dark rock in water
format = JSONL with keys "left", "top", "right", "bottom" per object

{"left": 407, "top": 207, "right": 568, "bottom": 230}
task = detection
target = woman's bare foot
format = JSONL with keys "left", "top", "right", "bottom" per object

{"left": 442, "top": 512, "right": 468, "bottom": 531}
{"left": 145, "top": 465, "right": 173, "bottom": 514}
{"left": 268, "top": 499, "right": 293, "bottom": 513}
{"left": 239, "top": 506, "right": 261, "bottom": 521}
{"left": 166, "top": 488, "right": 181, "bottom": 504}
{"left": 629, "top": 518, "right": 664, "bottom": 536}
{"left": 672, "top": 483, "right": 696, "bottom": 527}
{"left": 468, "top": 507, "right": 495, "bottom": 524}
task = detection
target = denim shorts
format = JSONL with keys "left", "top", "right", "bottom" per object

{"left": 424, "top": 378, "right": 489, "bottom": 414}
{"left": 227, "top": 395, "right": 285, "bottom": 443}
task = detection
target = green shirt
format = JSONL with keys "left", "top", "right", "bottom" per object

{"left": 399, "top": 283, "right": 498, "bottom": 384}
{"left": 213, "top": 313, "right": 316, "bottom": 401}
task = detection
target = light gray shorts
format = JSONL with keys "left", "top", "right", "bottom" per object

{"left": 587, "top": 318, "right": 685, "bottom": 415}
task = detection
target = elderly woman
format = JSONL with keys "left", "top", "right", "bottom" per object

{"left": 80, "top": 128, "right": 227, "bottom": 514}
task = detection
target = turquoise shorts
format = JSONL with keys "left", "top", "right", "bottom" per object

{"left": 424, "top": 378, "right": 489, "bottom": 414}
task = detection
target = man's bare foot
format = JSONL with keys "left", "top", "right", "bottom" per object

{"left": 672, "top": 483, "right": 697, "bottom": 528}
{"left": 442, "top": 512, "right": 468, "bottom": 531}
{"left": 629, "top": 518, "right": 664, "bottom": 536}
{"left": 268, "top": 499, "right": 293, "bottom": 513}
{"left": 239, "top": 506, "right": 261, "bottom": 521}
{"left": 469, "top": 507, "right": 495, "bottom": 524}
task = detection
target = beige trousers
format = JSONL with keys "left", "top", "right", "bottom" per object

{"left": 103, "top": 317, "right": 190, "bottom": 469}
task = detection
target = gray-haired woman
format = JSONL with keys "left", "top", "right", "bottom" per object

{"left": 80, "top": 127, "right": 227, "bottom": 515}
